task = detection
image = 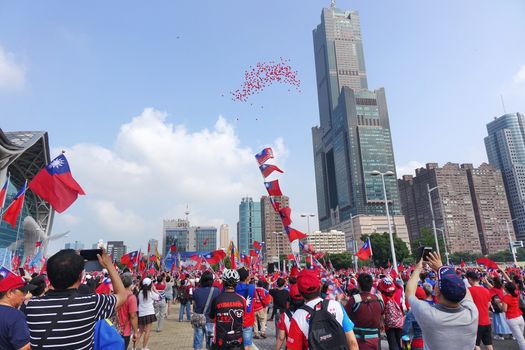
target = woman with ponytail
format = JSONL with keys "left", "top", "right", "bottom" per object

{"left": 498, "top": 282, "right": 525, "bottom": 349}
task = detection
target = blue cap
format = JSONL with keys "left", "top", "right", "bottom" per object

{"left": 438, "top": 266, "right": 466, "bottom": 303}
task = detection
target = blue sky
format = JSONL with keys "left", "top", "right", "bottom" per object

{"left": 1, "top": 0, "right": 524, "bottom": 253}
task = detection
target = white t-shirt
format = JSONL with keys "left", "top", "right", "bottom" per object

{"left": 138, "top": 290, "right": 160, "bottom": 317}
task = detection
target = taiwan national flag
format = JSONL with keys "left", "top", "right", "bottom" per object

{"left": 28, "top": 154, "right": 85, "bottom": 213}
{"left": 476, "top": 257, "right": 499, "bottom": 270}
{"left": 355, "top": 238, "right": 373, "bottom": 261}
{"left": 3, "top": 181, "right": 27, "bottom": 228}
{"left": 259, "top": 164, "right": 283, "bottom": 178}
{"left": 170, "top": 244, "right": 177, "bottom": 253}
{"left": 284, "top": 227, "right": 307, "bottom": 242}
{"left": 264, "top": 180, "right": 282, "bottom": 196}
{"left": 253, "top": 241, "right": 263, "bottom": 250}
{"left": 240, "top": 253, "right": 251, "bottom": 266}
{"left": 120, "top": 251, "right": 139, "bottom": 267}
{"left": 204, "top": 249, "right": 226, "bottom": 265}
{"left": 249, "top": 249, "right": 260, "bottom": 257}
{"left": 0, "top": 175, "right": 9, "bottom": 209}
{"left": 255, "top": 147, "right": 274, "bottom": 165}
{"left": 269, "top": 197, "right": 280, "bottom": 212}
{"left": 279, "top": 207, "right": 292, "bottom": 227}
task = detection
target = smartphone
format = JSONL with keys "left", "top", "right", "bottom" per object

{"left": 417, "top": 246, "right": 433, "bottom": 262}
{"left": 79, "top": 249, "right": 103, "bottom": 272}
{"left": 19, "top": 268, "right": 25, "bottom": 276}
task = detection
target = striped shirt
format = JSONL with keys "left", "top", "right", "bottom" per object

{"left": 23, "top": 289, "right": 117, "bottom": 350}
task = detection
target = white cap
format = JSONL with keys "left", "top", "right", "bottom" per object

{"left": 86, "top": 274, "right": 92, "bottom": 280}
{"left": 142, "top": 277, "right": 152, "bottom": 286}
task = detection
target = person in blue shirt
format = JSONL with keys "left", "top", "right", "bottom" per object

{"left": 192, "top": 271, "right": 219, "bottom": 350}
{"left": 402, "top": 283, "right": 435, "bottom": 350}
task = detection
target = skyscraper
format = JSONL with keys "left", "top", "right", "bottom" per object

{"left": 106, "top": 241, "right": 126, "bottom": 262}
{"left": 485, "top": 112, "right": 525, "bottom": 240}
{"left": 219, "top": 224, "right": 230, "bottom": 249}
{"left": 311, "top": 4, "right": 407, "bottom": 246}
{"left": 261, "top": 195, "right": 291, "bottom": 261}
{"left": 238, "top": 197, "right": 262, "bottom": 254}
{"left": 162, "top": 219, "right": 190, "bottom": 256}
{"left": 195, "top": 226, "right": 217, "bottom": 251}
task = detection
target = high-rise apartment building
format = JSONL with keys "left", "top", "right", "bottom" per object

{"left": 261, "top": 196, "right": 291, "bottom": 261}
{"left": 238, "top": 197, "right": 262, "bottom": 254}
{"left": 485, "top": 112, "right": 525, "bottom": 240}
{"left": 107, "top": 241, "right": 126, "bottom": 262}
{"left": 148, "top": 239, "right": 159, "bottom": 255}
{"left": 311, "top": 4, "right": 408, "bottom": 247}
{"left": 219, "top": 224, "right": 230, "bottom": 249}
{"left": 399, "top": 163, "right": 515, "bottom": 255}
{"left": 307, "top": 230, "right": 346, "bottom": 254}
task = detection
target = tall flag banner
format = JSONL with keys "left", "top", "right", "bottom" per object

{"left": 0, "top": 174, "right": 9, "bottom": 210}
{"left": 204, "top": 250, "right": 226, "bottom": 265}
{"left": 255, "top": 147, "right": 274, "bottom": 165}
{"left": 269, "top": 197, "right": 280, "bottom": 212}
{"left": 264, "top": 180, "right": 282, "bottom": 196}
{"left": 279, "top": 207, "right": 292, "bottom": 227}
{"left": 249, "top": 249, "right": 260, "bottom": 257}
{"left": 3, "top": 181, "right": 27, "bottom": 228}
{"left": 120, "top": 251, "right": 139, "bottom": 268}
{"left": 259, "top": 164, "right": 283, "bottom": 178}
{"left": 28, "top": 154, "right": 85, "bottom": 213}
{"left": 355, "top": 238, "right": 373, "bottom": 261}
{"left": 253, "top": 241, "right": 264, "bottom": 250}
{"left": 284, "top": 227, "right": 307, "bottom": 242}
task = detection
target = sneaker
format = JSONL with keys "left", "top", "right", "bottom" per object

{"left": 494, "top": 335, "right": 504, "bottom": 340}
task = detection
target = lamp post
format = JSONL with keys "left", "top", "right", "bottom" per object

{"left": 371, "top": 170, "right": 398, "bottom": 274}
{"left": 301, "top": 213, "right": 316, "bottom": 248}
{"left": 350, "top": 213, "right": 365, "bottom": 271}
{"left": 427, "top": 184, "right": 441, "bottom": 254}
{"left": 273, "top": 231, "right": 281, "bottom": 271}
{"left": 505, "top": 218, "right": 518, "bottom": 265}
{"left": 435, "top": 228, "right": 450, "bottom": 265}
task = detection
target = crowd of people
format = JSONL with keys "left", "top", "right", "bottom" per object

{"left": 3, "top": 249, "right": 525, "bottom": 349}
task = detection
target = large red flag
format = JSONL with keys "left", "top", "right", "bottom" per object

{"left": 204, "top": 250, "right": 226, "bottom": 265}
{"left": 28, "top": 154, "right": 85, "bottom": 213}
{"left": 0, "top": 175, "right": 9, "bottom": 209}
{"left": 3, "top": 181, "right": 26, "bottom": 228}
{"left": 284, "top": 227, "right": 307, "bottom": 242}
{"left": 279, "top": 207, "right": 292, "bottom": 227}
{"left": 355, "top": 238, "right": 372, "bottom": 261}
{"left": 476, "top": 257, "right": 498, "bottom": 270}
{"left": 259, "top": 164, "right": 283, "bottom": 178}
{"left": 264, "top": 180, "right": 283, "bottom": 196}
{"left": 254, "top": 148, "right": 274, "bottom": 165}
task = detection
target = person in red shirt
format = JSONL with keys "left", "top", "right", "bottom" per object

{"left": 276, "top": 283, "right": 304, "bottom": 350}
{"left": 253, "top": 280, "right": 272, "bottom": 339}
{"left": 117, "top": 273, "right": 139, "bottom": 349}
{"left": 497, "top": 282, "right": 525, "bottom": 350}
{"left": 466, "top": 271, "right": 493, "bottom": 350}
{"left": 154, "top": 275, "right": 167, "bottom": 332}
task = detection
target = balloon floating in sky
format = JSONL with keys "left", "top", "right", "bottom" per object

{"left": 231, "top": 58, "right": 301, "bottom": 102}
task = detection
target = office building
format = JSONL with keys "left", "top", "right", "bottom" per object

{"left": 399, "top": 163, "right": 514, "bottom": 254}
{"left": 485, "top": 112, "right": 525, "bottom": 240}
{"left": 311, "top": 4, "right": 408, "bottom": 247}
{"left": 162, "top": 219, "right": 190, "bottom": 256}
{"left": 64, "top": 241, "right": 84, "bottom": 250}
{"left": 195, "top": 226, "right": 217, "bottom": 251}
{"left": 238, "top": 197, "right": 262, "bottom": 254}
{"left": 261, "top": 195, "right": 290, "bottom": 260}
{"left": 107, "top": 241, "right": 126, "bottom": 262}
{"left": 219, "top": 224, "right": 230, "bottom": 249}
{"left": 307, "top": 230, "right": 346, "bottom": 254}
{"left": 148, "top": 239, "right": 159, "bottom": 255}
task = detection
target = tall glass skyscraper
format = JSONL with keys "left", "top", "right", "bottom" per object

{"left": 312, "top": 5, "right": 402, "bottom": 232}
{"left": 238, "top": 197, "right": 262, "bottom": 254}
{"left": 485, "top": 112, "right": 525, "bottom": 240}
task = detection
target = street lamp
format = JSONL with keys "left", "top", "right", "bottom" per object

{"left": 273, "top": 231, "right": 282, "bottom": 271}
{"left": 505, "top": 218, "right": 518, "bottom": 265}
{"left": 300, "top": 213, "right": 316, "bottom": 248}
{"left": 350, "top": 213, "right": 365, "bottom": 271}
{"left": 371, "top": 170, "right": 398, "bottom": 273}
{"left": 427, "top": 184, "right": 441, "bottom": 254}
{"left": 435, "top": 228, "right": 450, "bottom": 265}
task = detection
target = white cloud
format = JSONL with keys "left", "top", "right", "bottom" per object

{"left": 396, "top": 160, "right": 425, "bottom": 178}
{"left": 513, "top": 64, "right": 525, "bottom": 84}
{"left": 0, "top": 46, "right": 25, "bottom": 90}
{"left": 50, "top": 108, "right": 287, "bottom": 252}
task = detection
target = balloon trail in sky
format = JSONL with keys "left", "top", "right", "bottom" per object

{"left": 230, "top": 58, "right": 301, "bottom": 102}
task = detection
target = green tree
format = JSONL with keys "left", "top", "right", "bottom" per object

{"left": 411, "top": 227, "right": 446, "bottom": 259}
{"left": 362, "top": 232, "right": 410, "bottom": 267}
{"left": 326, "top": 252, "right": 354, "bottom": 270}
{"left": 448, "top": 251, "right": 482, "bottom": 264}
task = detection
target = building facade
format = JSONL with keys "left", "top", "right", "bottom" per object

{"left": 398, "top": 163, "right": 515, "bottom": 255}
{"left": 261, "top": 195, "right": 290, "bottom": 260}
{"left": 195, "top": 226, "right": 217, "bottom": 251}
{"left": 162, "top": 219, "right": 190, "bottom": 256}
{"left": 65, "top": 241, "right": 84, "bottom": 250}
{"left": 148, "top": 239, "right": 159, "bottom": 255}
{"left": 219, "top": 224, "right": 230, "bottom": 249}
{"left": 311, "top": 5, "right": 407, "bottom": 246}
{"left": 238, "top": 197, "right": 262, "bottom": 254}
{"left": 307, "top": 230, "right": 346, "bottom": 254}
{"left": 485, "top": 113, "right": 525, "bottom": 240}
{"left": 107, "top": 241, "right": 126, "bottom": 262}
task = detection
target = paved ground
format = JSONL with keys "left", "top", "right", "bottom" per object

{"left": 142, "top": 304, "right": 519, "bottom": 350}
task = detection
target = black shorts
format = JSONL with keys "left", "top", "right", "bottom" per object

{"left": 476, "top": 324, "right": 493, "bottom": 346}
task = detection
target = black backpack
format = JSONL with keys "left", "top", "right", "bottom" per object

{"left": 301, "top": 299, "right": 348, "bottom": 350}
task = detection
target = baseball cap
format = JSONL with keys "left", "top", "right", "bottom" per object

{"left": 0, "top": 269, "right": 37, "bottom": 293}
{"left": 378, "top": 277, "right": 396, "bottom": 294}
{"left": 438, "top": 266, "right": 466, "bottom": 303}
{"left": 297, "top": 269, "right": 320, "bottom": 294}
{"left": 142, "top": 277, "right": 152, "bottom": 286}
{"left": 289, "top": 283, "right": 303, "bottom": 300}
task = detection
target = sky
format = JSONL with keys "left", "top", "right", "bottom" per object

{"left": 1, "top": 0, "right": 524, "bottom": 254}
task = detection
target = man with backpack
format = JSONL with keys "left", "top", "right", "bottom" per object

{"left": 286, "top": 269, "right": 359, "bottom": 350}
{"left": 345, "top": 273, "right": 384, "bottom": 350}
{"left": 253, "top": 280, "right": 272, "bottom": 339}
{"left": 179, "top": 278, "right": 192, "bottom": 322}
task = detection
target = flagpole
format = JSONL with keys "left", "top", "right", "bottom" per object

{"left": 13, "top": 180, "right": 28, "bottom": 256}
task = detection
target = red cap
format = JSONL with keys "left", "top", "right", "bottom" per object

{"left": 0, "top": 272, "right": 34, "bottom": 292}
{"left": 290, "top": 266, "right": 299, "bottom": 277}
{"left": 415, "top": 286, "right": 426, "bottom": 300}
{"left": 289, "top": 283, "right": 303, "bottom": 300}
{"left": 297, "top": 269, "right": 320, "bottom": 294}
